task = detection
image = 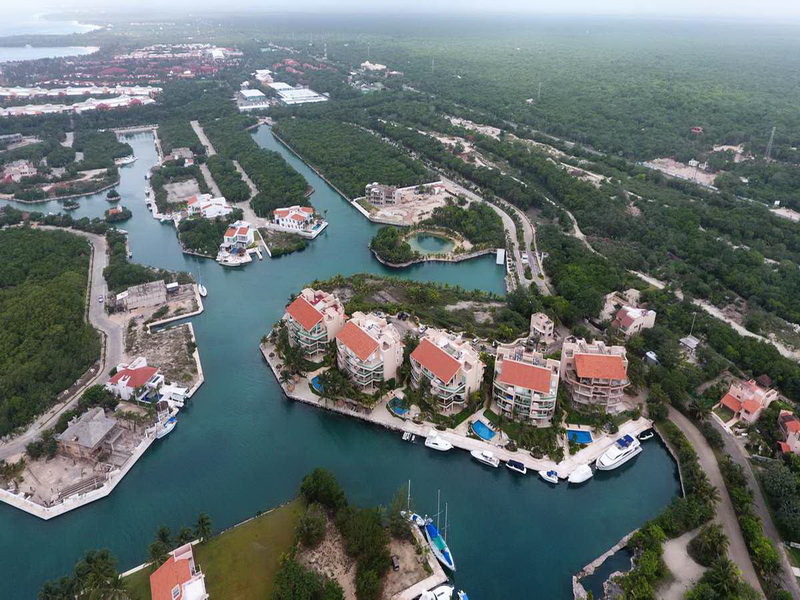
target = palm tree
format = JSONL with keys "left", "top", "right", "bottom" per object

{"left": 694, "top": 480, "right": 721, "bottom": 507}
{"left": 148, "top": 541, "right": 169, "bottom": 569}
{"left": 706, "top": 557, "right": 742, "bottom": 597}
{"left": 74, "top": 549, "right": 121, "bottom": 597}
{"left": 689, "top": 400, "right": 711, "bottom": 421}
{"left": 195, "top": 512, "right": 212, "bottom": 543}
{"left": 692, "top": 524, "right": 729, "bottom": 564}
{"left": 177, "top": 526, "right": 195, "bottom": 545}
{"left": 155, "top": 524, "right": 172, "bottom": 547}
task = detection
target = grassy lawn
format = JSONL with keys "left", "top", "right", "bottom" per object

{"left": 124, "top": 499, "right": 303, "bottom": 600}
{"left": 713, "top": 405, "right": 736, "bottom": 422}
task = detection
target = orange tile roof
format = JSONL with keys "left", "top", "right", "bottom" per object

{"left": 187, "top": 195, "right": 198, "bottom": 205}
{"left": 224, "top": 226, "right": 236, "bottom": 238}
{"left": 498, "top": 359, "right": 552, "bottom": 393}
{"left": 336, "top": 321, "right": 379, "bottom": 361}
{"left": 299, "top": 206, "right": 314, "bottom": 213}
{"left": 274, "top": 208, "right": 290, "bottom": 217}
{"left": 150, "top": 555, "right": 191, "bottom": 600}
{"left": 236, "top": 226, "right": 249, "bottom": 235}
{"left": 573, "top": 354, "right": 627, "bottom": 380}
{"left": 742, "top": 399, "right": 762, "bottom": 414}
{"left": 779, "top": 441, "right": 792, "bottom": 453}
{"left": 411, "top": 338, "right": 461, "bottom": 383}
{"left": 290, "top": 213, "right": 308, "bottom": 221}
{"left": 285, "top": 296, "right": 324, "bottom": 331}
{"left": 108, "top": 365, "right": 159, "bottom": 388}
{"left": 720, "top": 393, "right": 742, "bottom": 413}
{"left": 785, "top": 418, "right": 800, "bottom": 434}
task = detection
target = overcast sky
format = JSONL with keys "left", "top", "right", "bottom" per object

{"left": 13, "top": 0, "right": 800, "bottom": 20}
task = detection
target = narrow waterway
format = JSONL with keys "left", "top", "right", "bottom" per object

{"left": 0, "top": 127, "right": 680, "bottom": 599}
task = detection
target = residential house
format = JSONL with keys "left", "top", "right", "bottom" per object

{"left": 529, "top": 312, "right": 555, "bottom": 343}
{"left": 493, "top": 344, "right": 560, "bottom": 426}
{"left": 778, "top": 410, "right": 800, "bottom": 455}
{"left": 716, "top": 379, "right": 778, "bottom": 424}
{"left": 679, "top": 335, "right": 701, "bottom": 357}
{"left": 105, "top": 357, "right": 164, "bottom": 401}
{"left": 612, "top": 306, "right": 656, "bottom": 337}
{"left": 1, "top": 159, "right": 36, "bottom": 182}
{"left": 115, "top": 280, "right": 167, "bottom": 311}
{"left": 222, "top": 221, "right": 254, "bottom": 250}
{"left": 283, "top": 288, "right": 346, "bottom": 359}
{"left": 335, "top": 312, "right": 404, "bottom": 391}
{"left": 187, "top": 194, "right": 232, "bottom": 219}
{"left": 409, "top": 329, "right": 484, "bottom": 412}
{"left": 560, "top": 339, "right": 630, "bottom": 413}
{"left": 56, "top": 407, "right": 121, "bottom": 462}
{"left": 150, "top": 543, "right": 209, "bottom": 600}
{"left": 272, "top": 205, "right": 315, "bottom": 231}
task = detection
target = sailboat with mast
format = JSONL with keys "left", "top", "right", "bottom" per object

{"left": 423, "top": 490, "right": 456, "bottom": 571}
{"left": 197, "top": 270, "right": 207, "bottom": 298}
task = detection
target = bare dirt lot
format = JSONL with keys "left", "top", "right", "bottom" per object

{"left": 164, "top": 178, "right": 202, "bottom": 204}
{"left": 126, "top": 322, "right": 199, "bottom": 387}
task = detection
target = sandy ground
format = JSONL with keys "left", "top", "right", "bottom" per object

{"left": 382, "top": 536, "right": 430, "bottom": 598}
{"left": 658, "top": 528, "right": 705, "bottom": 600}
{"left": 164, "top": 178, "right": 201, "bottom": 204}
{"left": 126, "top": 321, "right": 198, "bottom": 386}
{"left": 644, "top": 158, "right": 717, "bottom": 186}
{"left": 298, "top": 518, "right": 358, "bottom": 599}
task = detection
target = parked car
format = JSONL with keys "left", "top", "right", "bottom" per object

{"left": 98, "top": 296, "right": 104, "bottom": 303}
{"left": 391, "top": 555, "right": 400, "bottom": 571}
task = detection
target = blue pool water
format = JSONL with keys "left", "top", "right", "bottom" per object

{"left": 471, "top": 420, "right": 496, "bottom": 440}
{"left": 310, "top": 376, "right": 324, "bottom": 393}
{"left": 568, "top": 430, "right": 593, "bottom": 444}
{"left": 388, "top": 397, "right": 409, "bottom": 416}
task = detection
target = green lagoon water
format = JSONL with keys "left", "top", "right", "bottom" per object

{"left": 407, "top": 233, "right": 456, "bottom": 255}
{"left": 0, "top": 127, "right": 680, "bottom": 599}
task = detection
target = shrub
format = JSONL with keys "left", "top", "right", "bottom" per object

{"left": 300, "top": 468, "right": 347, "bottom": 512}
{"left": 297, "top": 503, "right": 327, "bottom": 548}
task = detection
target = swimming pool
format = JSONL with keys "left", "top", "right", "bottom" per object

{"left": 310, "top": 376, "right": 324, "bottom": 393}
{"left": 567, "top": 429, "right": 593, "bottom": 444}
{"left": 388, "top": 396, "right": 409, "bottom": 416}
{"left": 471, "top": 420, "right": 496, "bottom": 440}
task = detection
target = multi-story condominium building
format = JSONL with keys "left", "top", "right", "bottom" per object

{"left": 612, "top": 306, "right": 656, "bottom": 337}
{"left": 365, "top": 182, "right": 398, "bottom": 205}
{"left": 409, "top": 329, "right": 484, "bottom": 412}
{"left": 717, "top": 379, "right": 778, "bottom": 425}
{"left": 335, "top": 311, "right": 404, "bottom": 391}
{"left": 283, "top": 288, "right": 346, "bottom": 359}
{"left": 493, "top": 345, "right": 560, "bottom": 426}
{"left": 560, "top": 339, "right": 630, "bottom": 413}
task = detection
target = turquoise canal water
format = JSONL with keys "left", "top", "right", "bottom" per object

{"left": 407, "top": 232, "right": 456, "bottom": 255}
{"left": 0, "top": 127, "right": 680, "bottom": 599}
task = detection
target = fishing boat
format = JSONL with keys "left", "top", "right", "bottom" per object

{"left": 506, "top": 459, "right": 527, "bottom": 475}
{"left": 637, "top": 428, "right": 655, "bottom": 441}
{"left": 156, "top": 416, "right": 177, "bottom": 439}
{"left": 419, "top": 585, "right": 455, "bottom": 600}
{"left": 470, "top": 449, "right": 500, "bottom": 468}
{"left": 424, "top": 491, "right": 456, "bottom": 571}
{"left": 568, "top": 464, "right": 593, "bottom": 484}
{"left": 424, "top": 432, "right": 453, "bottom": 452}
{"left": 596, "top": 434, "right": 643, "bottom": 471}
{"left": 539, "top": 469, "right": 559, "bottom": 484}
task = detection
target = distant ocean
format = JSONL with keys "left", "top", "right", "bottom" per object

{"left": 0, "top": 14, "right": 99, "bottom": 63}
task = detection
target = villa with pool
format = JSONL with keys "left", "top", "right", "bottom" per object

{"left": 283, "top": 288, "right": 346, "bottom": 360}
{"left": 409, "top": 329, "right": 484, "bottom": 413}
{"left": 493, "top": 343, "right": 560, "bottom": 426}
{"left": 335, "top": 311, "right": 404, "bottom": 392}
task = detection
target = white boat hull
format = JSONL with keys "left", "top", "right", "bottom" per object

{"left": 470, "top": 450, "right": 499, "bottom": 468}
{"left": 198, "top": 284, "right": 207, "bottom": 298}
{"left": 568, "top": 465, "right": 593, "bottom": 484}
{"left": 539, "top": 470, "right": 559, "bottom": 484}
{"left": 424, "top": 436, "right": 453, "bottom": 452}
{"left": 596, "top": 444, "right": 643, "bottom": 471}
{"left": 156, "top": 418, "right": 177, "bottom": 439}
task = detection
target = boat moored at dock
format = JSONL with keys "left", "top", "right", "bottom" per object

{"left": 156, "top": 416, "right": 177, "bottom": 439}
{"left": 506, "top": 459, "right": 527, "bottom": 474}
{"left": 539, "top": 469, "right": 559, "bottom": 484}
{"left": 470, "top": 449, "right": 500, "bottom": 468}
{"left": 596, "top": 434, "right": 643, "bottom": 471}
{"left": 420, "top": 585, "right": 455, "bottom": 600}
{"left": 424, "top": 518, "right": 456, "bottom": 571}
{"left": 568, "top": 464, "right": 593, "bottom": 484}
{"left": 424, "top": 431, "right": 453, "bottom": 452}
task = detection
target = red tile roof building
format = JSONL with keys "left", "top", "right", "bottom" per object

{"left": 335, "top": 312, "right": 404, "bottom": 391}
{"left": 409, "top": 329, "right": 484, "bottom": 412}
{"left": 283, "top": 288, "right": 346, "bottom": 359}
{"left": 105, "top": 356, "right": 164, "bottom": 402}
{"left": 611, "top": 306, "right": 656, "bottom": 337}
{"left": 560, "top": 339, "right": 630, "bottom": 413}
{"left": 150, "top": 543, "right": 208, "bottom": 600}
{"left": 715, "top": 379, "right": 778, "bottom": 425}
{"left": 493, "top": 344, "right": 560, "bottom": 426}
{"left": 778, "top": 410, "right": 800, "bottom": 455}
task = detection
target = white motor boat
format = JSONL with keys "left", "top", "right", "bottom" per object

{"left": 637, "top": 428, "right": 655, "bottom": 441}
{"left": 470, "top": 449, "right": 500, "bottom": 468}
{"left": 198, "top": 284, "right": 207, "bottom": 298}
{"left": 568, "top": 464, "right": 593, "bottom": 484}
{"left": 400, "top": 511, "right": 426, "bottom": 527}
{"left": 539, "top": 469, "right": 559, "bottom": 484}
{"left": 596, "top": 434, "right": 643, "bottom": 471}
{"left": 506, "top": 459, "right": 527, "bottom": 475}
{"left": 419, "top": 585, "right": 455, "bottom": 600}
{"left": 156, "top": 416, "right": 177, "bottom": 439}
{"left": 424, "top": 432, "right": 453, "bottom": 452}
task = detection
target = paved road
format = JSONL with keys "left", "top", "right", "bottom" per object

{"left": 0, "top": 228, "right": 125, "bottom": 460}
{"left": 190, "top": 120, "right": 216, "bottom": 156}
{"left": 668, "top": 406, "right": 764, "bottom": 595}
{"left": 715, "top": 420, "right": 800, "bottom": 598}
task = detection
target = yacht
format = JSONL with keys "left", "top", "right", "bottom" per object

{"left": 567, "top": 464, "right": 593, "bottom": 484}
{"left": 470, "top": 449, "right": 500, "bottom": 468}
{"left": 596, "top": 435, "right": 643, "bottom": 471}
{"left": 539, "top": 469, "right": 559, "bottom": 484}
{"left": 424, "top": 432, "right": 453, "bottom": 452}
{"left": 419, "top": 585, "right": 455, "bottom": 600}
{"left": 505, "top": 459, "right": 527, "bottom": 475}
{"left": 156, "top": 416, "right": 177, "bottom": 439}
{"left": 198, "top": 284, "right": 208, "bottom": 298}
